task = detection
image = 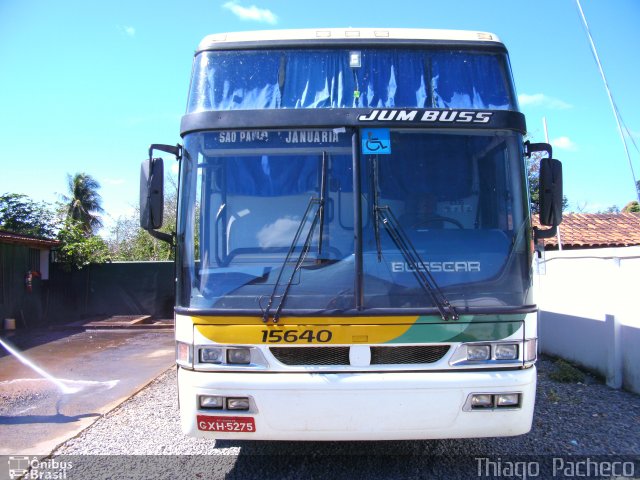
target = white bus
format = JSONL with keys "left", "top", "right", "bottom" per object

{"left": 141, "top": 28, "right": 563, "bottom": 440}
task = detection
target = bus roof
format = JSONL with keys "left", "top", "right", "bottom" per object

{"left": 197, "top": 28, "right": 504, "bottom": 52}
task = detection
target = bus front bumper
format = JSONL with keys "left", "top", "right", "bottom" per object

{"left": 178, "top": 366, "right": 536, "bottom": 441}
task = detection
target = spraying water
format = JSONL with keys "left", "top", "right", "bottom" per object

{"left": 0, "top": 336, "right": 81, "bottom": 394}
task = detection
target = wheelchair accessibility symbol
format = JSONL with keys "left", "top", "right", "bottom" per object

{"left": 361, "top": 128, "right": 391, "bottom": 154}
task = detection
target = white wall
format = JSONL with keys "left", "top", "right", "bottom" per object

{"left": 536, "top": 246, "right": 640, "bottom": 394}
{"left": 39, "top": 249, "right": 50, "bottom": 280}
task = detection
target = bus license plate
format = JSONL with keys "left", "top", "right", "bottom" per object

{"left": 197, "top": 415, "right": 256, "bottom": 433}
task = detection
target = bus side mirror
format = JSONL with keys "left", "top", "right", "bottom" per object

{"left": 140, "top": 157, "right": 164, "bottom": 230}
{"left": 539, "top": 158, "right": 563, "bottom": 227}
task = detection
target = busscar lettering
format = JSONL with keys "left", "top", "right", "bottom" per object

{"left": 358, "top": 109, "right": 494, "bottom": 124}
{"left": 391, "top": 261, "right": 481, "bottom": 273}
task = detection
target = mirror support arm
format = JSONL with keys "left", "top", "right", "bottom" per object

{"left": 148, "top": 229, "right": 175, "bottom": 246}
{"left": 149, "top": 143, "right": 182, "bottom": 161}
{"left": 533, "top": 225, "right": 557, "bottom": 242}
{"left": 524, "top": 141, "right": 552, "bottom": 159}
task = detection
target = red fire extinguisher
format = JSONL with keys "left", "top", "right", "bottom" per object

{"left": 25, "top": 270, "right": 33, "bottom": 293}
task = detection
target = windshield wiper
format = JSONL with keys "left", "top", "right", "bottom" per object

{"left": 370, "top": 157, "right": 458, "bottom": 321}
{"left": 262, "top": 153, "right": 328, "bottom": 323}
{"left": 371, "top": 157, "right": 384, "bottom": 262}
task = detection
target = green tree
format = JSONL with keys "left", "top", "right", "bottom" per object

{"left": 527, "top": 154, "right": 542, "bottom": 214}
{"left": 622, "top": 201, "right": 640, "bottom": 213}
{"left": 611, "top": 181, "right": 640, "bottom": 214}
{"left": 0, "top": 193, "right": 58, "bottom": 238}
{"left": 55, "top": 219, "right": 110, "bottom": 270}
{"left": 600, "top": 205, "right": 620, "bottom": 214}
{"left": 106, "top": 175, "right": 178, "bottom": 261}
{"left": 108, "top": 215, "right": 175, "bottom": 261}
{"left": 55, "top": 173, "right": 109, "bottom": 269}
{"left": 62, "top": 173, "right": 104, "bottom": 235}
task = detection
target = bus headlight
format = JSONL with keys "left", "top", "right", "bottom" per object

{"left": 466, "top": 345, "right": 491, "bottom": 361}
{"left": 194, "top": 345, "right": 267, "bottom": 370}
{"left": 470, "top": 394, "right": 493, "bottom": 409}
{"left": 227, "top": 348, "right": 251, "bottom": 365}
{"left": 226, "top": 397, "right": 251, "bottom": 410}
{"left": 465, "top": 392, "right": 522, "bottom": 411}
{"left": 200, "top": 347, "right": 224, "bottom": 364}
{"left": 496, "top": 393, "right": 521, "bottom": 407}
{"left": 494, "top": 344, "right": 518, "bottom": 360}
{"left": 199, "top": 395, "right": 224, "bottom": 409}
{"left": 450, "top": 341, "right": 529, "bottom": 366}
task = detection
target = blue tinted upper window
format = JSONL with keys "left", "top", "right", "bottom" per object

{"left": 187, "top": 49, "right": 517, "bottom": 113}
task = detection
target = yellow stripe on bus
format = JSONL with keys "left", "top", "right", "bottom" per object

{"left": 195, "top": 324, "right": 414, "bottom": 345}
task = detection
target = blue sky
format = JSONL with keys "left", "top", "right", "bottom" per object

{"left": 1, "top": 0, "right": 639, "bottom": 236}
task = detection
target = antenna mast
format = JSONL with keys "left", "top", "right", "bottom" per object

{"left": 575, "top": 0, "right": 640, "bottom": 202}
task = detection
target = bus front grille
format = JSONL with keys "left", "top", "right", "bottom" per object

{"left": 269, "top": 345, "right": 450, "bottom": 366}
{"left": 371, "top": 345, "right": 450, "bottom": 364}
{"left": 270, "top": 346, "right": 350, "bottom": 366}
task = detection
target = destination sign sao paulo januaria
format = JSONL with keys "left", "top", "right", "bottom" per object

{"left": 205, "top": 129, "right": 350, "bottom": 149}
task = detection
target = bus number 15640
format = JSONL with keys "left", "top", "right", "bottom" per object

{"left": 261, "top": 329, "right": 332, "bottom": 343}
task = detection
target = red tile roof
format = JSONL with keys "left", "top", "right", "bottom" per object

{"left": 534, "top": 213, "right": 640, "bottom": 249}
{"left": 0, "top": 230, "right": 60, "bottom": 248}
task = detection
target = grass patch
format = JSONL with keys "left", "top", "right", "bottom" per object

{"left": 547, "top": 388, "right": 560, "bottom": 402}
{"left": 548, "top": 359, "right": 586, "bottom": 383}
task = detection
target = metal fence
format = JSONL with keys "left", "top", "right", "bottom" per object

{"left": 46, "top": 262, "right": 175, "bottom": 324}
{"left": 0, "top": 243, "right": 46, "bottom": 327}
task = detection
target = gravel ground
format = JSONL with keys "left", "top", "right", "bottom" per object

{"left": 48, "top": 356, "right": 640, "bottom": 479}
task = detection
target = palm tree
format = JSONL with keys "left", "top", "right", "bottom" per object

{"left": 63, "top": 173, "right": 104, "bottom": 235}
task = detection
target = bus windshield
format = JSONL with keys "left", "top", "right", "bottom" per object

{"left": 187, "top": 48, "right": 517, "bottom": 112}
{"left": 177, "top": 128, "right": 531, "bottom": 315}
